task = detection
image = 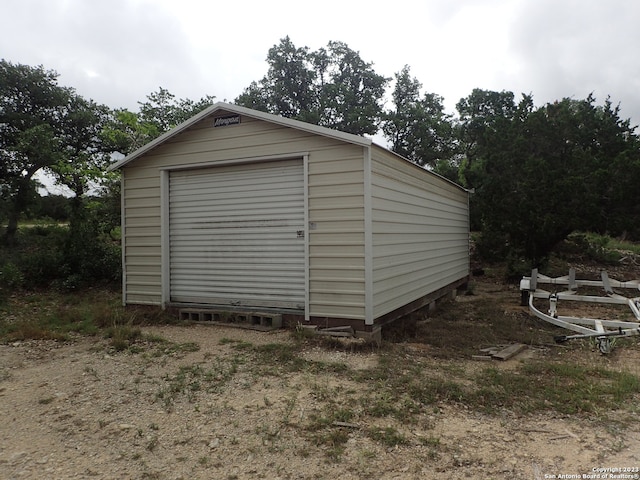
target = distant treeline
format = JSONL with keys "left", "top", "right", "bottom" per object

{"left": 3, "top": 194, "right": 72, "bottom": 223}
{"left": 2, "top": 37, "right": 640, "bottom": 279}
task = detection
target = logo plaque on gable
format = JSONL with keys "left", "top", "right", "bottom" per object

{"left": 213, "top": 115, "right": 241, "bottom": 127}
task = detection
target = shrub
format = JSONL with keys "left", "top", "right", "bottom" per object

{"left": 0, "top": 262, "right": 24, "bottom": 289}
{"left": 63, "top": 228, "right": 121, "bottom": 285}
{"left": 0, "top": 225, "right": 67, "bottom": 289}
{"left": 62, "top": 199, "right": 121, "bottom": 286}
{"left": 563, "top": 232, "right": 621, "bottom": 265}
{"left": 20, "top": 246, "right": 66, "bottom": 288}
{"left": 0, "top": 199, "right": 121, "bottom": 291}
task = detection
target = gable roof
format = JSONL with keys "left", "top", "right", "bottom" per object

{"left": 108, "top": 102, "right": 372, "bottom": 171}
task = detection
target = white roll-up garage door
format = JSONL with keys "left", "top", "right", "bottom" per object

{"left": 169, "top": 159, "right": 305, "bottom": 309}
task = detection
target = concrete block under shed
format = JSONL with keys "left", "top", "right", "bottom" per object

{"left": 178, "top": 308, "right": 283, "bottom": 330}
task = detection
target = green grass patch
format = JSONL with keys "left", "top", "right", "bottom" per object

{"left": 155, "top": 355, "right": 243, "bottom": 410}
{"left": 0, "top": 288, "right": 122, "bottom": 341}
{"left": 309, "top": 427, "right": 350, "bottom": 461}
{"left": 104, "top": 325, "right": 143, "bottom": 351}
{"left": 253, "top": 342, "right": 299, "bottom": 362}
{"left": 305, "top": 413, "right": 351, "bottom": 461}
{"left": 353, "top": 355, "right": 466, "bottom": 422}
{"left": 470, "top": 361, "right": 640, "bottom": 414}
{"left": 554, "top": 232, "right": 640, "bottom": 266}
{"left": 0, "top": 287, "right": 188, "bottom": 352}
{"left": 582, "top": 232, "right": 640, "bottom": 256}
{"left": 249, "top": 341, "right": 348, "bottom": 375}
{"left": 349, "top": 348, "right": 640, "bottom": 422}
{"left": 367, "top": 426, "right": 408, "bottom": 447}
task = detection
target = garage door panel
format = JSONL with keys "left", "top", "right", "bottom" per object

{"left": 169, "top": 159, "right": 305, "bottom": 309}
{"left": 170, "top": 204, "right": 303, "bottom": 217}
{"left": 169, "top": 224, "right": 302, "bottom": 235}
{"left": 171, "top": 257, "right": 304, "bottom": 267}
{"left": 171, "top": 268, "right": 301, "bottom": 278}
{"left": 169, "top": 236, "right": 297, "bottom": 246}
{"left": 170, "top": 190, "right": 303, "bottom": 206}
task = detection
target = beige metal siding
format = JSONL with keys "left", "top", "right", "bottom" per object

{"left": 122, "top": 166, "right": 162, "bottom": 304}
{"left": 308, "top": 151, "right": 365, "bottom": 320}
{"left": 121, "top": 112, "right": 366, "bottom": 319}
{"left": 371, "top": 147, "right": 469, "bottom": 318}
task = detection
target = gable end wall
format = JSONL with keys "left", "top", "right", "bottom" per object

{"left": 121, "top": 114, "right": 366, "bottom": 319}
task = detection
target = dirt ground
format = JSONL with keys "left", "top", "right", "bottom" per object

{"left": 1, "top": 277, "right": 639, "bottom": 480}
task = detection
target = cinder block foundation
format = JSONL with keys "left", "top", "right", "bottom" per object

{"left": 178, "top": 308, "right": 283, "bottom": 331}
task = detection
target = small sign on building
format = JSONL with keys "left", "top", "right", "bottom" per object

{"left": 213, "top": 115, "right": 241, "bottom": 127}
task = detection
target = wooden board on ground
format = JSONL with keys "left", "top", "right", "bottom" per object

{"left": 492, "top": 344, "right": 527, "bottom": 360}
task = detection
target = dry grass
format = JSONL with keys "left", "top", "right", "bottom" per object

{"left": 2, "top": 271, "right": 639, "bottom": 439}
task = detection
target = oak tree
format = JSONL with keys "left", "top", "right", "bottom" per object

{"left": 383, "top": 65, "right": 455, "bottom": 167}
{"left": 0, "top": 60, "right": 69, "bottom": 243}
{"left": 236, "top": 37, "right": 388, "bottom": 136}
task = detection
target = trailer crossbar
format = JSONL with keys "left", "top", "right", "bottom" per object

{"left": 520, "top": 268, "right": 640, "bottom": 354}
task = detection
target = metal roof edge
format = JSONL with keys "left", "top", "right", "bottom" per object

{"left": 107, "top": 102, "right": 218, "bottom": 171}
{"left": 370, "top": 142, "right": 468, "bottom": 193}
{"left": 107, "top": 102, "right": 371, "bottom": 171}
{"left": 228, "top": 103, "right": 372, "bottom": 147}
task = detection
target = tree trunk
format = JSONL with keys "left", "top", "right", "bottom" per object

{"left": 2, "top": 175, "right": 36, "bottom": 246}
{"left": 3, "top": 210, "right": 19, "bottom": 246}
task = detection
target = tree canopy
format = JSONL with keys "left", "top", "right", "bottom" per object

{"left": 1, "top": 60, "right": 75, "bottom": 242}
{"left": 383, "top": 65, "right": 455, "bottom": 168}
{"left": 236, "top": 37, "right": 389, "bottom": 136}
{"left": 2, "top": 50, "right": 639, "bottom": 272}
{"left": 0, "top": 60, "right": 214, "bottom": 244}
{"left": 102, "top": 87, "right": 215, "bottom": 156}
{"left": 459, "top": 91, "right": 640, "bottom": 269}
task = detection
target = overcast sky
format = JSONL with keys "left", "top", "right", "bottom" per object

{"left": 2, "top": 0, "right": 640, "bottom": 131}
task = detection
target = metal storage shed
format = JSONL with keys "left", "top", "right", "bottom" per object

{"left": 109, "top": 102, "right": 470, "bottom": 337}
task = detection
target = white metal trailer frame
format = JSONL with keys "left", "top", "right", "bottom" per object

{"left": 520, "top": 268, "right": 640, "bottom": 353}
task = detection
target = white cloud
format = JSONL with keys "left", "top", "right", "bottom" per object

{"left": 506, "top": 0, "right": 640, "bottom": 123}
{"left": 2, "top": 0, "right": 638, "bottom": 126}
